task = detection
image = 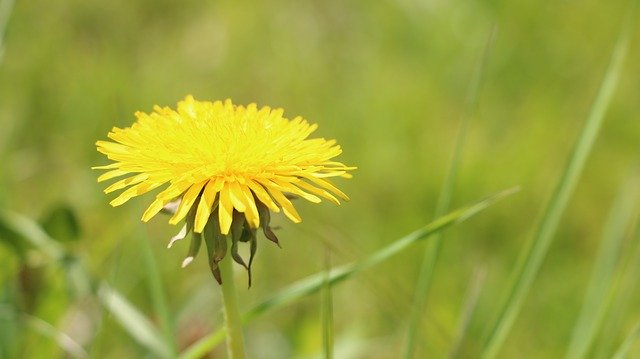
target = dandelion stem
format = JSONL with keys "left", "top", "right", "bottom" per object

{"left": 219, "top": 241, "right": 247, "bottom": 359}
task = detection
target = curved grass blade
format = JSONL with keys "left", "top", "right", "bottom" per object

{"left": 403, "top": 25, "right": 497, "bottom": 359}
{"left": 448, "top": 267, "right": 487, "bottom": 359}
{"left": 566, "top": 173, "right": 640, "bottom": 358}
{"left": 179, "top": 187, "right": 519, "bottom": 359}
{"left": 593, "top": 204, "right": 640, "bottom": 358}
{"left": 480, "top": 12, "right": 633, "bottom": 358}
{"left": 97, "top": 284, "right": 173, "bottom": 358}
{"left": 612, "top": 322, "right": 640, "bottom": 359}
{"left": 22, "top": 313, "right": 88, "bottom": 359}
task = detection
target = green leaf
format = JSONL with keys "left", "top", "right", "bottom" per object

{"left": 0, "top": 210, "right": 65, "bottom": 261}
{"left": 179, "top": 187, "right": 519, "bottom": 359}
{"left": 480, "top": 11, "right": 633, "bottom": 358}
{"left": 40, "top": 204, "right": 81, "bottom": 242}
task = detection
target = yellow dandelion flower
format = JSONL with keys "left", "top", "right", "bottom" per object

{"left": 94, "top": 95, "right": 354, "bottom": 284}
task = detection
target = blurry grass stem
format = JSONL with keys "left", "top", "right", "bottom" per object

{"left": 219, "top": 240, "right": 247, "bottom": 359}
{"left": 0, "top": 0, "right": 14, "bottom": 63}
{"left": 179, "top": 187, "right": 518, "bottom": 359}
{"left": 18, "top": 311, "right": 87, "bottom": 359}
{"left": 403, "top": 26, "right": 496, "bottom": 359}
{"left": 612, "top": 322, "right": 640, "bottom": 359}
{"left": 481, "top": 12, "right": 632, "bottom": 358}
{"left": 594, "top": 199, "right": 640, "bottom": 357}
{"left": 322, "top": 249, "right": 334, "bottom": 359}
{"left": 448, "top": 267, "right": 487, "bottom": 359}
{"left": 140, "top": 234, "right": 177, "bottom": 356}
{"left": 566, "top": 172, "right": 640, "bottom": 358}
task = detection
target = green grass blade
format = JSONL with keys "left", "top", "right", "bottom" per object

{"left": 403, "top": 26, "right": 496, "bottom": 359}
{"left": 22, "top": 313, "right": 88, "bottom": 359}
{"left": 97, "top": 283, "right": 173, "bottom": 358}
{"left": 0, "top": 211, "right": 173, "bottom": 358}
{"left": 611, "top": 322, "right": 640, "bottom": 359}
{"left": 322, "top": 250, "right": 334, "bottom": 359}
{"left": 593, "top": 204, "right": 640, "bottom": 358}
{"left": 448, "top": 268, "right": 487, "bottom": 359}
{"left": 139, "top": 234, "right": 178, "bottom": 356}
{"left": 179, "top": 187, "right": 519, "bottom": 359}
{"left": 566, "top": 173, "right": 640, "bottom": 358}
{"left": 0, "top": 0, "right": 14, "bottom": 63}
{"left": 480, "top": 14, "right": 633, "bottom": 358}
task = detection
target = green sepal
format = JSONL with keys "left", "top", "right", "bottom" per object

{"left": 257, "top": 202, "right": 280, "bottom": 247}
{"left": 203, "top": 211, "right": 227, "bottom": 284}
{"left": 181, "top": 231, "right": 202, "bottom": 268}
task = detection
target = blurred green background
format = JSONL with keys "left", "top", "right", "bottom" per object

{"left": 1, "top": 0, "right": 639, "bottom": 357}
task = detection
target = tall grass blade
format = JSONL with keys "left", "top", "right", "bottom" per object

{"left": 139, "top": 234, "right": 178, "bottom": 356}
{"left": 22, "top": 313, "right": 88, "bottom": 359}
{"left": 403, "top": 26, "right": 496, "bottom": 359}
{"left": 611, "top": 322, "right": 640, "bottom": 359}
{"left": 97, "top": 284, "right": 172, "bottom": 358}
{"left": 593, "top": 202, "right": 640, "bottom": 358}
{"left": 179, "top": 187, "right": 519, "bottom": 359}
{"left": 0, "top": 0, "right": 14, "bottom": 63}
{"left": 448, "top": 267, "right": 487, "bottom": 359}
{"left": 480, "top": 13, "right": 633, "bottom": 358}
{"left": 566, "top": 173, "right": 640, "bottom": 358}
{"left": 322, "top": 250, "right": 334, "bottom": 359}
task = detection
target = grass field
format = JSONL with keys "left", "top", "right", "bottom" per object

{"left": 1, "top": 0, "right": 639, "bottom": 358}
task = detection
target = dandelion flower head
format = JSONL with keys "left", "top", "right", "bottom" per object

{"left": 94, "top": 95, "right": 354, "bottom": 283}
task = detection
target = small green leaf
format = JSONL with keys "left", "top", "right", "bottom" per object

{"left": 39, "top": 204, "right": 81, "bottom": 242}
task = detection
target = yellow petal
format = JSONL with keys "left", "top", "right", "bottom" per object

{"left": 110, "top": 181, "right": 163, "bottom": 206}
{"left": 194, "top": 178, "right": 222, "bottom": 233}
{"left": 142, "top": 198, "right": 165, "bottom": 222}
{"left": 305, "top": 176, "right": 349, "bottom": 201}
{"left": 92, "top": 163, "right": 120, "bottom": 170}
{"left": 240, "top": 184, "right": 260, "bottom": 228}
{"left": 228, "top": 181, "right": 247, "bottom": 212}
{"left": 265, "top": 186, "right": 301, "bottom": 223}
{"left": 246, "top": 179, "right": 280, "bottom": 212}
{"left": 295, "top": 180, "right": 340, "bottom": 205}
{"left": 218, "top": 183, "right": 233, "bottom": 235}
{"left": 271, "top": 179, "right": 321, "bottom": 203}
{"left": 104, "top": 173, "right": 150, "bottom": 194}
{"left": 97, "top": 169, "right": 128, "bottom": 182}
{"left": 169, "top": 180, "right": 207, "bottom": 225}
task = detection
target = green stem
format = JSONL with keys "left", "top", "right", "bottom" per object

{"left": 219, "top": 245, "right": 247, "bottom": 359}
